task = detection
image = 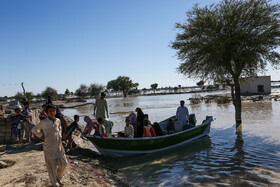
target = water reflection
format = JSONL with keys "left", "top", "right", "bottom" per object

{"left": 231, "top": 124, "right": 245, "bottom": 168}
{"left": 109, "top": 136, "right": 212, "bottom": 170}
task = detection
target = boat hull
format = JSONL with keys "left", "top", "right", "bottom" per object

{"left": 86, "top": 116, "right": 213, "bottom": 157}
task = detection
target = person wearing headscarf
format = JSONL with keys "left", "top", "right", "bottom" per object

{"left": 128, "top": 112, "right": 137, "bottom": 136}
{"left": 83, "top": 116, "right": 99, "bottom": 135}
{"left": 135, "top": 107, "right": 144, "bottom": 137}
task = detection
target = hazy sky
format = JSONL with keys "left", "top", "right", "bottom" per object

{"left": 0, "top": 0, "right": 279, "bottom": 97}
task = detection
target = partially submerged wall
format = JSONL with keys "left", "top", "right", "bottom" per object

{"left": 0, "top": 118, "right": 16, "bottom": 144}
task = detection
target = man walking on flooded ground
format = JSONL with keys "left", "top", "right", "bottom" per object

{"left": 93, "top": 92, "right": 109, "bottom": 120}
{"left": 32, "top": 104, "right": 67, "bottom": 187}
{"left": 176, "top": 100, "right": 189, "bottom": 126}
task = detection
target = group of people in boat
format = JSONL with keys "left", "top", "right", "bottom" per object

{"left": 82, "top": 92, "right": 191, "bottom": 138}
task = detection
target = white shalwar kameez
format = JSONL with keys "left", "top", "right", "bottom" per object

{"left": 176, "top": 106, "right": 189, "bottom": 126}
{"left": 32, "top": 117, "right": 67, "bottom": 187}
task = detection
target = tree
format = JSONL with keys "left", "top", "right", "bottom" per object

{"left": 65, "top": 89, "right": 70, "bottom": 97}
{"left": 75, "top": 84, "right": 88, "bottom": 98}
{"left": 41, "top": 87, "right": 58, "bottom": 101}
{"left": 88, "top": 83, "right": 104, "bottom": 98}
{"left": 25, "top": 92, "right": 34, "bottom": 102}
{"left": 196, "top": 81, "right": 205, "bottom": 87}
{"left": 107, "top": 76, "right": 139, "bottom": 98}
{"left": 171, "top": 0, "right": 280, "bottom": 125}
{"left": 150, "top": 83, "right": 158, "bottom": 93}
{"left": 14, "top": 92, "right": 25, "bottom": 103}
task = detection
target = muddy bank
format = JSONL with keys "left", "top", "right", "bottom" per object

{"left": 0, "top": 114, "right": 130, "bottom": 187}
{"left": 0, "top": 136, "right": 129, "bottom": 187}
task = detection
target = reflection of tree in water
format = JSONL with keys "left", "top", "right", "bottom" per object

{"left": 231, "top": 124, "right": 245, "bottom": 164}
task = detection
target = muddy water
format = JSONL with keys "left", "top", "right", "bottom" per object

{"left": 61, "top": 92, "right": 280, "bottom": 186}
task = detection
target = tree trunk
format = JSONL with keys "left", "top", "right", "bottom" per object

{"left": 230, "top": 84, "right": 235, "bottom": 106}
{"left": 123, "top": 91, "right": 127, "bottom": 98}
{"left": 234, "top": 77, "right": 242, "bottom": 126}
{"left": 21, "top": 82, "right": 28, "bottom": 102}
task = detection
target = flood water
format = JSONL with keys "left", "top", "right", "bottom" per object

{"left": 61, "top": 91, "right": 280, "bottom": 186}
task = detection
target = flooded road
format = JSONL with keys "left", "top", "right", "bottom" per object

{"left": 62, "top": 92, "right": 280, "bottom": 186}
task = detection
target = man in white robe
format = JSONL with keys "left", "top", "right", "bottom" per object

{"left": 176, "top": 100, "right": 189, "bottom": 126}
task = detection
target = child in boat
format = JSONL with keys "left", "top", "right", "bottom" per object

{"left": 32, "top": 104, "right": 67, "bottom": 187}
{"left": 152, "top": 122, "right": 163, "bottom": 136}
{"left": 83, "top": 116, "right": 99, "bottom": 136}
{"left": 124, "top": 117, "right": 134, "bottom": 138}
{"left": 167, "top": 119, "right": 175, "bottom": 134}
{"left": 143, "top": 115, "right": 156, "bottom": 137}
{"left": 8, "top": 108, "right": 25, "bottom": 143}
{"left": 97, "top": 118, "right": 108, "bottom": 138}
{"left": 66, "top": 115, "right": 83, "bottom": 149}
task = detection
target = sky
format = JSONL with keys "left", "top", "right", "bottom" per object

{"left": 0, "top": 0, "right": 279, "bottom": 97}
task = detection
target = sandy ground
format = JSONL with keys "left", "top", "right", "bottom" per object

{"left": 0, "top": 133, "right": 129, "bottom": 187}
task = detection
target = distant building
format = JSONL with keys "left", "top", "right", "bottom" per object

{"left": 239, "top": 76, "right": 271, "bottom": 95}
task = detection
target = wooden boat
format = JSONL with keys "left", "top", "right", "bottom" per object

{"left": 86, "top": 115, "right": 213, "bottom": 157}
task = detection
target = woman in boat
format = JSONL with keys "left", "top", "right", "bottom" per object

{"left": 83, "top": 116, "right": 99, "bottom": 136}
{"left": 152, "top": 122, "right": 163, "bottom": 136}
{"left": 135, "top": 107, "right": 144, "bottom": 137}
{"left": 128, "top": 112, "right": 137, "bottom": 137}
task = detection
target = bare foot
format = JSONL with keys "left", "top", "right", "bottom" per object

{"left": 57, "top": 179, "right": 64, "bottom": 186}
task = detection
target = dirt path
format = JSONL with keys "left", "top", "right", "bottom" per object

{"left": 0, "top": 139, "right": 129, "bottom": 187}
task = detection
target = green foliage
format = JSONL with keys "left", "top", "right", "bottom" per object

{"left": 0, "top": 97, "right": 7, "bottom": 102}
{"left": 150, "top": 83, "right": 158, "bottom": 90}
{"left": 65, "top": 89, "right": 70, "bottom": 96}
{"left": 75, "top": 84, "right": 88, "bottom": 98}
{"left": 41, "top": 87, "right": 58, "bottom": 101}
{"left": 107, "top": 76, "right": 139, "bottom": 97}
{"left": 25, "top": 92, "right": 34, "bottom": 102}
{"left": 88, "top": 83, "right": 104, "bottom": 98}
{"left": 171, "top": 0, "right": 280, "bottom": 123}
{"left": 171, "top": 0, "right": 280, "bottom": 83}
{"left": 128, "top": 89, "right": 140, "bottom": 95}
{"left": 14, "top": 92, "right": 25, "bottom": 103}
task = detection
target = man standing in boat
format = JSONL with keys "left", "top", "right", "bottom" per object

{"left": 93, "top": 92, "right": 109, "bottom": 120}
{"left": 176, "top": 100, "right": 189, "bottom": 126}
